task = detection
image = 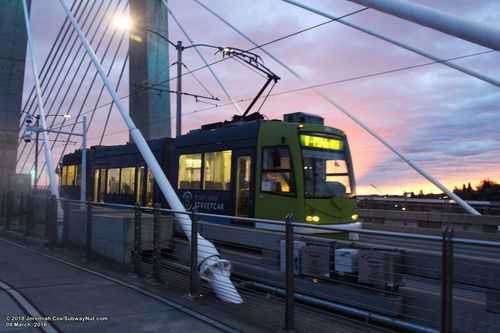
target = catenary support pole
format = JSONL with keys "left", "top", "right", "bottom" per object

{"left": 281, "top": 0, "right": 499, "bottom": 88}
{"left": 22, "top": 0, "right": 60, "bottom": 198}
{"left": 196, "top": 0, "right": 481, "bottom": 216}
{"left": 176, "top": 41, "right": 183, "bottom": 137}
{"left": 81, "top": 116, "right": 87, "bottom": 203}
{"left": 34, "top": 116, "right": 39, "bottom": 193}
{"left": 59, "top": 0, "right": 242, "bottom": 303}
{"left": 347, "top": 0, "right": 500, "bottom": 51}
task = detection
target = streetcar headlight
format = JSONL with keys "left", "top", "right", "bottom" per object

{"left": 306, "top": 215, "right": 320, "bottom": 223}
{"left": 351, "top": 213, "right": 359, "bottom": 221}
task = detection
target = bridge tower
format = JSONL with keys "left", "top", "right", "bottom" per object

{"left": 0, "top": 0, "right": 29, "bottom": 191}
{"left": 129, "top": 0, "right": 171, "bottom": 141}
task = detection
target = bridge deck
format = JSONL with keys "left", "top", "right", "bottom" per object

{"left": 0, "top": 238, "right": 228, "bottom": 333}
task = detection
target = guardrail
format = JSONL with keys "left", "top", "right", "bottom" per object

{"left": 1, "top": 191, "right": 500, "bottom": 333}
{"left": 357, "top": 197, "right": 500, "bottom": 215}
{"left": 359, "top": 208, "right": 500, "bottom": 241}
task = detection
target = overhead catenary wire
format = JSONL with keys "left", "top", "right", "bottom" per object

{"left": 81, "top": 48, "right": 494, "bottom": 144}
{"left": 147, "top": 5, "right": 369, "bottom": 91}
{"left": 50, "top": 3, "right": 371, "bottom": 136}
{"left": 162, "top": 1, "right": 243, "bottom": 114}
{"left": 182, "top": 63, "right": 218, "bottom": 100}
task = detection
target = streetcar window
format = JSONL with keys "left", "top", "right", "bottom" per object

{"left": 66, "top": 165, "right": 76, "bottom": 186}
{"left": 302, "top": 148, "right": 351, "bottom": 197}
{"left": 99, "top": 168, "right": 106, "bottom": 201}
{"left": 61, "top": 166, "right": 68, "bottom": 186}
{"left": 107, "top": 168, "right": 120, "bottom": 194}
{"left": 136, "top": 166, "right": 144, "bottom": 204}
{"left": 146, "top": 169, "right": 153, "bottom": 206}
{"left": 75, "top": 165, "right": 81, "bottom": 186}
{"left": 261, "top": 146, "right": 296, "bottom": 195}
{"left": 178, "top": 154, "right": 202, "bottom": 190}
{"left": 120, "top": 167, "right": 135, "bottom": 196}
{"left": 203, "top": 150, "right": 232, "bottom": 191}
{"left": 93, "top": 169, "right": 100, "bottom": 202}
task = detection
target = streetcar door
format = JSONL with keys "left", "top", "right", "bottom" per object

{"left": 93, "top": 165, "right": 106, "bottom": 203}
{"left": 135, "top": 166, "right": 145, "bottom": 205}
{"left": 235, "top": 156, "right": 252, "bottom": 217}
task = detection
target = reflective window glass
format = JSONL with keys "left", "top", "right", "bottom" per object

{"left": 261, "top": 146, "right": 295, "bottom": 195}
{"left": 178, "top": 154, "right": 202, "bottom": 190}
{"left": 120, "top": 167, "right": 135, "bottom": 196}
{"left": 107, "top": 168, "right": 120, "bottom": 194}
{"left": 203, "top": 150, "right": 232, "bottom": 191}
{"left": 61, "top": 166, "right": 68, "bottom": 186}
{"left": 66, "top": 165, "right": 76, "bottom": 186}
{"left": 146, "top": 169, "right": 153, "bottom": 207}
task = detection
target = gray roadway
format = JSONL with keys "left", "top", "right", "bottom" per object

{"left": 0, "top": 240, "right": 224, "bottom": 333}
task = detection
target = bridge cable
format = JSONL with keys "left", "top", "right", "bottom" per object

{"left": 19, "top": 0, "right": 119, "bottom": 174}
{"left": 18, "top": 0, "right": 112, "bottom": 173}
{"left": 55, "top": 4, "right": 130, "bottom": 169}
{"left": 282, "top": 0, "right": 500, "bottom": 88}
{"left": 36, "top": 0, "right": 127, "bottom": 177}
{"left": 19, "top": 0, "right": 80, "bottom": 119}
{"left": 17, "top": 0, "right": 88, "bottom": 152}
{"left": 99, "top": 54, "right": 129, "bottom": 146}
{"left": 17, "top": 0, "right": 102, "bottom": 168}
{"left": 163, "top": 3, "right": 243, "bottom": 114}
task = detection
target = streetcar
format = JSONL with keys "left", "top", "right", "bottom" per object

{"left": 60, "top": 112, "right": 358, "bottom": 227}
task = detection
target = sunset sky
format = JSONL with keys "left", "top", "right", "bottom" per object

{"left": 21, "top": 0, "right": 499, "bottom": 195}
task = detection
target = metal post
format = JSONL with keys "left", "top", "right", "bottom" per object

{"left": 62, "top": 199, "right": 70, "bottom": 244}
{"left": 25, "top": 193, "right": 33, "bottom": 236}
{"left": 284, "top": 213, "right": 295, "bottom": 332}
{"left": 190, "top": 207, "right": 199, "bottom": 298}
{"left": 22, "top": 0, "right": 59, "bottom": 198}
{"left": 1, "top": 191, "right": 5, "bottom": 225}
{"left": 44, "top": 195, "right": 50, "bottom": 236}
{"left": 176, "top": 40, "right": 183, "bottom": 137}
{"left": 34, "top": 116, "right": 39, "bottom": 194}
{"left": 152, "top": 203, "right": 162, "bottom": 282}
{"left": 19, "top": 194, "right": 25, "bottom": 232}
{"left": 85, "top": 199, "right": 92, "bottom": 260}
{"left": 81, "top": 116, "right": 87, "bottom": 203}
{"left": 48, "top": 195, "right": 57, "bottom": 249}
{"left": 133, "top": 203, "right": 143, "bottom": 276}
{"left": 441, "top": 225, "right": 454, "bottom": 333}
{"left": 5, "top": 192, "right": 12, "bottom": 230}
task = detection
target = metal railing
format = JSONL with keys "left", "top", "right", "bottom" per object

{"left": 2, "top": 191, "right": 500, "bottom": 333}
{"left": 359, "top": 208, "right": 500, "bottom": 242}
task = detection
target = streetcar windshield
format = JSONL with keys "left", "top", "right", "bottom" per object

{"left": 302, "top": 148, "right": 351, "bottom": 198}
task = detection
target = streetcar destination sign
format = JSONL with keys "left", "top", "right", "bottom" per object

{"left": 300, "top": 135, "right": 343, "bottom": 150}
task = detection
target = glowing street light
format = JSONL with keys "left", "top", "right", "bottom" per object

{"left": 112, "top": 14, "right": 134, "bottom": 31}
